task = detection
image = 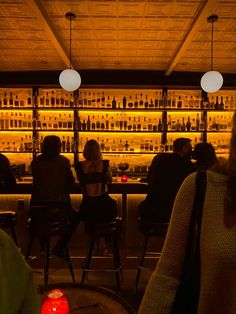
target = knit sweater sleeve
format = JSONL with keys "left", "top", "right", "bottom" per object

{"left": 138, "top": 172, "right": 197, "bottom": 314}
{"left": 0, "top": 230, "right": 40, "bottom": 314}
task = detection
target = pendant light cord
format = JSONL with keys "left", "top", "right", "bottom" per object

{"left": 69, "top": 16, "right": 72, "bottom": 69}
{"left": 211, "top": 19, "right": 214, "bottom": 71}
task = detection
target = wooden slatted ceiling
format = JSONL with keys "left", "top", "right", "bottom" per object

{"left": 0, "top": 0, "right": 235, "bottom": 74}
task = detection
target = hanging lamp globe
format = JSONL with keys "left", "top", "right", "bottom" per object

{"left": 59, "top": 68, "right": 81, "bottom": 92}
{"left": 200, "top": 70, "right": 223, "bottom": 93}
{"left": 200, "top": 15, "right": 223, "bottom": 93}
{"left": 59, "top": 12, "right": 81, "bottom": 92}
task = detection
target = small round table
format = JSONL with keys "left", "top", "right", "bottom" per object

{"left": 39, "top": 283, "right": 136, "bottom": 314}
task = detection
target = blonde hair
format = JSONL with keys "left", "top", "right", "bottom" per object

{"left": 83, "top": 139, "right": 102, "bottom": 161}
{"left": 224, "top": 111, "right": 236, "bottom": 212}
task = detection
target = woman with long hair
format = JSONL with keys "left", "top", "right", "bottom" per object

{"left": 138, "top": 113, "right": 236, "bottom": 313}
{"left": 75, "top": 139, "right": 117, "bottom": 222}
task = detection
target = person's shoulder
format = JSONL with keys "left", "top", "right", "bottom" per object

{"left": 0, "top": 153, "right": 10, "bottom": 165}
{"left": 59, "top": 155, "right": 71, "bottom": 163}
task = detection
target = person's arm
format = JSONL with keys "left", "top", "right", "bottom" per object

{"left": 138, "top": 172, "right": 197, "bottom": 314}
{"left": 65, "top": 158, "right": 75, "bottom": 188}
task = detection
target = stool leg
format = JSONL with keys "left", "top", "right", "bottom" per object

{"left": 25, "top": 237, "right": 34, "bottom": 261}
{"left": 81, "top": 236, "right": 96, "bottom": 284}
{"left": 111, "top": 237, "right": 121, "bottom": 291}
{"left": 64, "top": 246, "right": 76, "bottom": 283}
{"left": 10, "top": 226, "right": 18, "bottom": 246}
{"left": 134, "top": 235, "right": 149, "bottom": 293}
{"left": 44, "top": 239, "right": 50, "bottom": 286}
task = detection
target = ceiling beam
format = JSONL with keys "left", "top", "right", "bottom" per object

{"left": 25, "top": 0, "right": 72, "bottom": 69}
{"left": 165, "top": 0, "right": 216, "bottom": 76}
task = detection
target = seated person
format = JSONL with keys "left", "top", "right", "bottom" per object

{"left": 0, "top": 153, "right": 16, "bottom": 192}
{"left": 30, "top": 135, "right": 78, "bottom": 259}
{"left": 138, "top": 138, "right": 194, "bottom": 222}
{"left": 75, "top": 139, "right": 117, "bottom": 223}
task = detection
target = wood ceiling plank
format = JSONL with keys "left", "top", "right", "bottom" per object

{"left": 165, "top": 0, "right": 216, "bottom": 75}
{"left": 25, "top": 0, "right": 72, "bottom": 68}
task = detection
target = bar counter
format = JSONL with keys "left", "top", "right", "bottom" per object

{"left": 0, "top": 181, "right": 164, "bottom": 268}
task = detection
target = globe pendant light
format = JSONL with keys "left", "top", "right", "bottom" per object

{"left": 200, "top": 15, "right": 223, "bottom": 93}
{"left": 59, "top": 12, "right": 81, "bottom": 92}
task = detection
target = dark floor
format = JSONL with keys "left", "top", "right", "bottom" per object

{"left": 33, "top": 264, "right": 154, "bottom": 312}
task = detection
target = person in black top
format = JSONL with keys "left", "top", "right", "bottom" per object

{"left": 75, "top": 139, "right": 117, "bottom": 222}
{"left": 0, "top": 153, "right": 16, "bottom": 192}
{"left": 138, "top": 138, "right": 194, "bottom": 222}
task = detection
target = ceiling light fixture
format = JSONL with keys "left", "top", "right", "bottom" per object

{"left": 59, "top": 12, "right": 81, "bottom": 92}
{"left": 200, "top": 15, "right": 223, "bottom": 93}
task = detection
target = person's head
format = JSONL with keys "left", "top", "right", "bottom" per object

{"left": 192, "top": 142, "right": 217, "bottom": 169}
{"left": 83, "top": 139, "right": 102, "bottom": 161}
{"left": 173, "top": 138, "right": 192, "bottom": 159}
{"left": 42, "top": 135, "right": 61, "bottom": 158}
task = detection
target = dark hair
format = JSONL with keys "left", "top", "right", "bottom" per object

{"left": 42, "top": 135, "right": 61, "bottom": 158}
{"left": 192, "top": 142, "right": 217, "bottom": 169}
{"left": 224, "top": 112, "right": 236, "bottom": 212}
{"left": 83, "top": 139, "right": 102, "bottom": 161}
{"left": 173, "top": 138, "right": 191, "bottom": 152}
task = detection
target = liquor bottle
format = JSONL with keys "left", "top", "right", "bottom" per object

{"left": 123, "top": 114, "right": 127, "bottom": 130}
{"left": 87, "top": 92, "right": 92, "bottom": 107}
{"left": 230, "top": 96, "right": 235, "bottom": 109}
{"left": 82, "top": 120, "right": 87, "bottom": 131}
{"left": 220, "top": 96, "right": 224, "bottom": 110}
{"left": 183, "top": 95, "right": 189, "bottom": 109}
{"left": 122, "top": 96, "right": 127, "bottom": 109}
{"left": 189, "top": 96, "right": 194, "bottom": 109}
{"left": 87, "top": 116, "right": 91, "bottom": 131}
{"left": 3, "top": 92, "right": 8, "bottom": 107}
{"left": 124, "top": 140, "right": 130, "bottom": 151}
{"left": 144, "top": 140, "right": 149, "bottom": 152}
{"left": 149, "top": 98, "right": 154, "bottom": 108}
{"left": 181, "top": 118, "right": 186, "bottom": 131}
{"left": 139, "top": 94, "right": 144, "bottom": 108}
{"left": 154, "top": 141, "right": 159, "bottom": 153}
{"left": 101, "top": 116, "right": 105, "bottom": 130}
{"left": 154, "top": 92, "right": 159, "bottom": 108}
{"left": 196, "top": 113, "right": 200, "bottom": 131}
{"left": 100, "top": 139, "right": 105, "bottom": 151}
{"left": 91, "top": 115, "right": 96, "bottom": 130}
{"left": 107, "top": 96, "right": 111, "bottom": 108}
{"left": 158, "top": 119, "right": 162, "bottom": 132}
{"left": 110, "top": 117, "right": 114, "bottom": 130}
{"left": 118, "top": 140, "right": 123, "bottom": 151}
{"left": 176, "top": 119, "right": 181, "bottom": 131}
{"left": 144, "top": 95, "right": 149, "bottom": 108}
{"left": 167, "top": 91, "right": 171, "bottom": 108}
{"left": 55, "top": 91, "right": 60, "bottom": 106}
{"left": 140, "top": 140, "right": 144, "bottom": 152}
{"left": 148, "top": 119, "right": 152, "bottom": 131}
{"left": 96, "top": 93, "right": 101, "bottom": 108}
{"left": 101, "top": 92, "right": 105, "bottom": 107}
{"left": 14, "top": 95, "right": 19, "bottom": 107}
{"left": 111, "top": 140, "right": 117, "bottom": 152}
{"left": 177, "top": 96, "right": 182, "bottom": 109}
{"left": 128, "top": 96, "right": 133, "bottom": 108}
{"left": 27, "top": 91, "right": 32, "bottom": 107}
{"left": 134, "top": 95, "right": 138, "bottom": 108}
{"left": 112, "top": 97, "right": 117, "bottom": 109}
{"left": 224, "top": 96, "right": 230, "bottom": 110}
{"left": 105, "top": 114, "right": 109, "bottom": 130}
{"left": 51, "top": 91, "right": 55, "bottom": 106}
{"left": 163, "top": 92, "right": 168, "bottom": 108}
{"left": 119, "top": 116, "right": 123, "bottom": 130}
{"left": 9, "top": 92, "right": 13, "bottom": 107}
{"left": 215, "top": 96, "right": 220, "bottom": 110}
{"left": 171, "top": 92, "right": 176, "bottom": 108}
{"left": 60, "top": 91, "right": 65, "bottom": 106}
{"left": 66, "top": 137, "right": 70, "bottom": 152}
{"left": 127, "top": 117, "right": 132, "bottom": 130}
{"left": 186, "top": 116, "right": 191, "bottom": 131}
{"left": 194, "top": 96, "right": 200, "bottom": 109}
{"left": 91, "top": 93, "right": 96, "bottom": 107}
{"left": 149, "top": 140, "right": 154, "bottom": 152}
{"left": 143, "top": 117, "right": 147, "bottom": 131}
{"left": 137, "top": 117, "right": 141, "bottom": 131}
{"left": 210, "top": 96, "right": 215, "bottom": 109}
{"left": 168, "top": 115, "right": 172, "bottom": 130}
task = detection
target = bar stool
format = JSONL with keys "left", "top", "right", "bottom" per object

{"left": 0, "top": 211, "right": 18, "bottom": 245}
{"left": 81, "top": 217, "right": 122, "bottom": 290}
{"left": 25, "top": 205, "right": 75, "bottom": 286}
{"left": 134, "top": 218, "right": 169, "bottom": 292}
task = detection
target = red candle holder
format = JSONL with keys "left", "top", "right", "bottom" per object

{"left": 41, "top": 289, "right": 69, "bottom": 314}
{"left": 121, "top": 175, "right": 128, "bottom": 182}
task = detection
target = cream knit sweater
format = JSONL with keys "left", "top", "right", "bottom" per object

{"left": 138, "top": 170, "right": 236, "bottom": 314}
